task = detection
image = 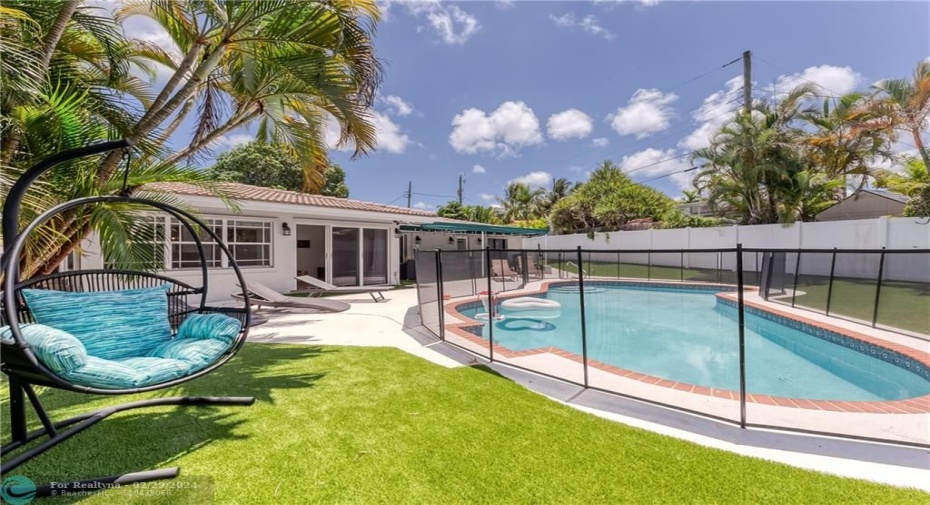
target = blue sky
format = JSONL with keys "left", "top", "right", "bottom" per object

{"left": 121, "top": 1, "right": 930, "bottom": 209}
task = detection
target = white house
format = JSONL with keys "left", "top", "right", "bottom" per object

{"left": 68, "top": 182, "right": 545, "bottom": 302}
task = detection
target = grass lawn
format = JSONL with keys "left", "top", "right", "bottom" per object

{"left": 3, "top": 344, "right": 928, "bottom": 504}
{"left": 554, "top": 260, "right": 728, "bottom": 283}
{"left": 785, "top": 277, "right": 930, "bottom": 336}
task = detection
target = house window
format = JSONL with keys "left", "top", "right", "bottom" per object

{"left": 170, "top": 218, "right": 222, "bottom": 269}
{"left": 488, "top": 238, "right": 507, "bottom": 250}
{"left": 227, "top": 220, "right": 273, "bottom": 267}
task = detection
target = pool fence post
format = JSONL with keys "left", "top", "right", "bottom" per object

{"left": 647, "top": 252, "right": 652, "bottom": 281}
{"left": 436, "top": 249, "right": 445, "bottom": 341}
{"left": 577, "top": 246, "right": 590, "bottom": 388}
{"left": 736, "top": 244, "right": 747, "bottom": 429}
{"left": 486, "top": 245, "right": 495, "bottom": 362}
{"left": 680, "top": 250, "right": 684, "bottom": 282}
{"left": 871, "top": 248, "right": 886, "bottom": 328}
{"left": 825, "top": 248, "right": 837, "bottom": 316}
{"left": 791, "top": 250, "right": 801, "bottom": 308}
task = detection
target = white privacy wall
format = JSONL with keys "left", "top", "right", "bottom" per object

{"left": 526, "top": 217, "right": 930, "bottom": 282}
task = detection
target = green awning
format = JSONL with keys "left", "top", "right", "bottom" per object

{"left": 399, "top": 222, "right": 548, "bottom": 236}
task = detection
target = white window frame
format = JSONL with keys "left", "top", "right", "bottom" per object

{"left": 160, "top": 216, "right": 274, "bottom": 270}
{"left": 225, "top": 219, "right": 273, "bottom": 269}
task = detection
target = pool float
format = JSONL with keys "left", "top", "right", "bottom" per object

{"left": 500, "top": 297, "right": 562, "bottom": 311}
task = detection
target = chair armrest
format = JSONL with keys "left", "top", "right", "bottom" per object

{"left": 177, "top": 313, "right": 243, "bottom": 345}
{"left": 1, "top": 324, "right": 88, "bottom": 373}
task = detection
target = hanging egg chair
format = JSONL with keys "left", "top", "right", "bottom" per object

{"left": 0, "top": 140, "right": 254, "bottom": 495}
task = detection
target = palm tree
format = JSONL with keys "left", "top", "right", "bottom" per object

{"left": 804, "top": 93, "right": 895, "bottom": 193}
{"left": 537, "top": 178, "right": 574, "bottom": 215}
{"left": 873, "top": 60, "right": 930, "bottom": 168}
{"left": 497, "top": 182, "right": 544, "bottom": 222}
{"left": 106, "top": 0, "right": 383, "bottom": 189}
{"left": 680, "top": 189, "right": 701, "bottom": 203}
{"left": 875, "top": 156, "right": 929, "bottom": 197}
{"left": 1, "top": 0, "right": 385, "bottom": 277}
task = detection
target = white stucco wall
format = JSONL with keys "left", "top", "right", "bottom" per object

{"left": 73, "top": 195, "right": 440, "bottom": 302}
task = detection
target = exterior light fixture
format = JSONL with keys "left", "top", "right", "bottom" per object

{"left": 415, "top": 235, "right": 422, "bottom": 245}
{"left": 281, "top": 222, "right": 292, "bottom": 236}
{"left": 448, "top": 236, "right": 455, "bottom": 244}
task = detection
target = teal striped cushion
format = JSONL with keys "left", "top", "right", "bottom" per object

{"left": 0, "top": 324, "right": 88, "bottom": 374}
{"left": 177, "top": 314, "right": 242, "bottom": 345}
{"left": 149, "top": 338, "right": 230, "bottom": 369}
{"left": 59, "top": 356, "right": 146, "bottom": 389}
{"left": 117, "top": 357, "right": 193, "bottom": 385}
{"left": 21, "top": 285, "right": 173, "bottom": 360}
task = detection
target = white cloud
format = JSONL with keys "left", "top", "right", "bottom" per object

{"left": 774, "top": 65, "right": 862, "bottom": 97}
{"left": 215, "top": 133, "right": 253, "bottom": 149}
{"left": 679, "top": 76, "right": 742, "bottom": 151}
{"left": 547, "top": 109, "right": 594, "bottom": 140}
{"left": 449, "top": 101, "right": 544, "bottom": 157}
{"left": 413, "top": 201, "right": 434, "bottom": 210}
{"left": 480, "top": 193, "right": 497, "bottom": 201}
{"left": 372, "top": 112, "right": 412, "bottom": 153}
{"left": 593, "top": 0, "right": 660, "bottom": 8}
{"left": 406, "top": 2, "right": 480, "bottom": 45}
{"left": 549, "top": 13, "right": 615, "bottom": 40}
{"left": 471, "top": 164, "right": 487, "bottom": 174}
{"left": 509, "top": 171, "right": 553, "bottom": 189}
{"left": 381, "top": 95, "right": 414, "bottom": 116}
{"left": 326, "top": 112, "right": 412, "bottom": 154}
{"left": 591, "top": 137, "right": 609, "bottom": 147}
{"left": 495, "top": 0, "right": 516, "bottom": 9}
{"left": 619, "top": 148, "right": 695, "bottom": 191}
{"left": 608, "top": 88, "right": 678, "bottom": 139}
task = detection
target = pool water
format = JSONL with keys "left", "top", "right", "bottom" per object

{"left": 460, "top": 284, "right": 930, "bottom": 402}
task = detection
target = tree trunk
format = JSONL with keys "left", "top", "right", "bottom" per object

{"left": 162, "top": 108, "right": 260, "bottom": 165}
{"left": 1, "top": 0, "right": 81, "bottom": 165}
{"left": 912, "top": 128, "right": 930, "bottom": 169}
{"left": 36, "top": 220, "right": 92, "bottom": 277}
{"left": 96, "top": 44, "right": 226, "bottom": 184}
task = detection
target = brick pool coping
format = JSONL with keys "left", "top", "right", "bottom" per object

{"left": 442, "top": 279, "right": 930, "bottom": 414}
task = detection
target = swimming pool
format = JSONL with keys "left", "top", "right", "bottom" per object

{"left": 455, "top": 282, "right": 930, "bottom": 402}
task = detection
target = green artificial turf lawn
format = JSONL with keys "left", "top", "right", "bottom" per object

{"left": 3, "top": 344, "right": 928, "bottom": 504}
{"left": 789, "top": 277, "right": 930, "bottom": 336}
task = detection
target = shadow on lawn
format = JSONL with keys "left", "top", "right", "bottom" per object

{"left": 0, "top": 344, "right": 330, "bottom": 465}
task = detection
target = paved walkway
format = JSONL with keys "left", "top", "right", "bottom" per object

{"left": 243, "top": 287, "right": 930, "bottom": 492}
{"left": 246, "top": 288, "right": 460, "bottom": 368}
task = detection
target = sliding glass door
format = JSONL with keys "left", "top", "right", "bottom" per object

{"left": 331, "top": 227, "right": 359, "bottom": 286}
{"left": 363, "top": 229, "right": 388, "bottom": 285}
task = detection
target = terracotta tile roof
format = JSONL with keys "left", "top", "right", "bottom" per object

{"left": 141, "top": 182, "right": 438, "bottom": 218}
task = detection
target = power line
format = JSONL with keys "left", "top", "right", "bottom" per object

{"left": 638, "top": 164, "right": 708, "bottom": 185}
{"left": 412, "top": 192, "right": 456, "bottom": 199}
{"left": 513, "top": 56, "right": 746, "bottom": 180}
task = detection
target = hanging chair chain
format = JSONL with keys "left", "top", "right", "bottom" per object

{"left": 119, "top": 149, "right": 131, "bottom": 197}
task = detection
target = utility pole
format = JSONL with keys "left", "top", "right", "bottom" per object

{"left": 457, "top": 175, "right": 464, "bottom": 205}
{"left": 742, "top": 50, "right": 752, "bottom": 115}
{"left": 406, "top": 181, "right": 412, "bottom": 208}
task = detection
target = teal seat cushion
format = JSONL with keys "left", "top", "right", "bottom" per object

{"left": 117, "top": 357, "right": 193, "bottom": 385}
{"left": 58, "top": 356, "right": 193, "bottom": 389}
{"left": 21, "top": 285, "right": 173, "bottom": 360}
{"left": 149, "top": 338, "right": 230, "bottom": 369}
{"left": 0, "top": 324, "right": 88, "bottom": 374}
{"left": 177, "top": 313, "right": 242, "bottom": 345}
{"left": 58, "top": 356, "right": 144, "bottom": 389}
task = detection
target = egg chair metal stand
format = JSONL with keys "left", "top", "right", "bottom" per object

{"left": 1, "top": 140, "right": 254, "bottom": 496}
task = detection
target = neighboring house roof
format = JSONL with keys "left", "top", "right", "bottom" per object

{"left": 859, "top": 188, "right": 910, "bottom": 204}
{"left": 815, "top": 188, "right": 909, "bottom": 221}
{"left": 142, "top": 182, "right": 438, "bottom": 218}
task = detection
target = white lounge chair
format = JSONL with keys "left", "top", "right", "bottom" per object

{"left": 294, "top": 275, "right": 393, "bottom": 302}
{"left": 232, "top": 280, "right": 350, "bottom": 312}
